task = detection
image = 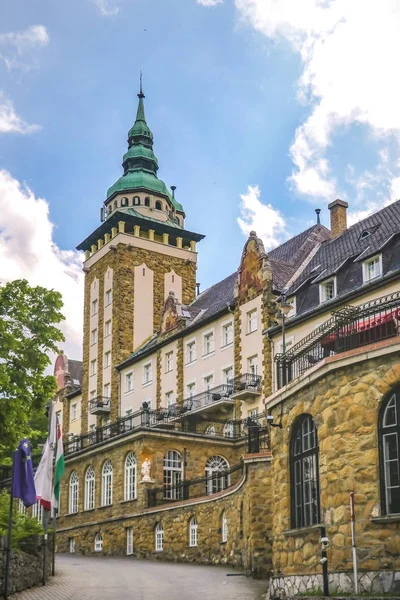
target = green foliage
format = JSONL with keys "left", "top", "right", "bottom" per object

{"left": 0, "top": 490, "right": 43, "bottom": 547}
{"left": 0, "top": 279, "right": 65, "bottom": 460}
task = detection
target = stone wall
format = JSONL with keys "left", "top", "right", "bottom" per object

{"left": 0, "top": 537, "right": 53, "bottom": 598}
{"left": 268, "top": 342, "right": 400, "bottom": 596}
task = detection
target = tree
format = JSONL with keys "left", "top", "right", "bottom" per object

{"left": 0, "top": 280, "right": 65, "bottom": 461}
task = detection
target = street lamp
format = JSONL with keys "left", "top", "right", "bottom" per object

{"left": 276, "top": 293, "right": 292, "bottom": 355}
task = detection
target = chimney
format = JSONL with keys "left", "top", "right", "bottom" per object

{"left": 328, "top": 199, "right": 348, "bottom": 238}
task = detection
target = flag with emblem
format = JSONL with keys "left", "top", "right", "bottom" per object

{"left": 11, "top": 438, "right": 36, "bottom": 508}
{"left": 52, "top": 421, "right": 65, "bottom": 516}
{"left": 34, "top": 401, "right": 56, "bottom": 509}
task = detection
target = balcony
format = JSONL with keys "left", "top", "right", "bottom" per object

{"left": 89, "top": 396, "right": 111, "bottom": 415}
{"left": 182, "top": 384, "right": 235, "bottom": 416}
{"left": 229, "top": 374, "right": 262, "bottom": 401}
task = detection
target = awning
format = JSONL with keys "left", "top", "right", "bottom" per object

{"left": 322, "top": 309, "right": 400, "bottom": 345}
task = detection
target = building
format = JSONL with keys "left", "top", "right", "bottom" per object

{"left": 53, "top": 85, "right": 400, "bottom": 597}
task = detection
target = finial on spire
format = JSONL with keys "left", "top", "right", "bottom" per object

{"left": 138, "top": 71, "right": 145, "bottom": 99}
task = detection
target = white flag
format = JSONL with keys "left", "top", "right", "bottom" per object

{"left": 34, "top": 401, "right": 56, "bottom": 510}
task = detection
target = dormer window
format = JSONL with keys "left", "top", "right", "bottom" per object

{"left": 319, "top": 277, "right": 337, "bottom": 303}
{"left": 360, "top": 230, "right": 371, "bottom": 240}
{"left": 145, "top": 197, "right": 150, "bottom": 207}
{"left": 133, "top": 196, "right": 140, "bottom": 206}
{"left": 362, "top": 254, "right": 382, "bottom": 283}
{"left": 121, "top": 197, "right": 128, "bottom": 207}
{"left": 155, "top": 201, "right": 162, "bottom": 210}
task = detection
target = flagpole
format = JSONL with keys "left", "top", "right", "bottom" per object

{"left": 42, "top": 400, "right": 55, "bottom": 586}
{"left": 52, "top": 512, "right": 56, "bottom": 576}
{"left": 4, "top": 451, "right": 16, "bottom": 600}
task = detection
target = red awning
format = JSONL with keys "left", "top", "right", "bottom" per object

{"left": 322, "top": 309, "right": 400, "bottom": 345}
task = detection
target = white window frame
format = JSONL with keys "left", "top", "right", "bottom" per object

{"left": 362, "top": 254, "right": 382, "bottom": 283}
{"left": 105, "top": 320, "right": 112, "bottom": 337}
{"left": 221, "top": 365, "right": 234, "bottom": 385}
{"left": 202, "top": 329, "right": 215, "bottom": 357}
{"left": 185, "top": 339, "right": 196, "bottom": 364}
{"left": 186, "top": 381, "right": 196, "bottom": 398}
{"left": 94, "top": 533, "right": 103, "bottom": 552}
{"left": 155, "top": 523, "right": 163, "bottom": 552}
{"left": 206, "top": 456, "right": 230, "bottom": 494}
{"left": 125, "top": 371, "right": 134, "bottom": 393}
{"left": 319, "top": 277, "right": 337, "bottom": 303}
{"left": 69, "top": 471, "right": 79, "bottom": 514}
{"left": 101, "top": 460, "right": 113, "bottom": 506}
{"left": 103, "top": 383, "right": 110, "bottom": 398}
{"left": 221, "top": 511, "right": 228, "bottom": 543}
{"left": 189, "top": 517, "right": 198, "bottom": 547}
{"left": 166, "top": 391, "right": 174, "bottom": 408}
{"left": 91, "top": 328, "right": 98, "bottom": 345}
{"left": 248, "top": 408, "right": 259, "bottom": 419}
{"left": 248, "top": 355, "right": 258, "bottom": 376}
{"left": 84, "top": 466, "right": 95, "bottom": 511}
{"left": 70, "top": 402, "right": 77, "bottom": 422}
{"left": 105, "top": 289, "right": 112, "bottom": 306}
{"left": 142, "top": 362, "right": 152, "bottom": 386}
{"left": 124, "top": 452, "right": 137, "bottom": 501}
{"left": 203, "top": 373, "right": 214, "bottom": 391}
{"left": 247, "top": 309, "right": 258, "bottom": 334}
{"left": 126, "top": 527, "right": 133, "bottom": 555}
{"left": 165, "top": 351, "right": 174, "bottom": 373}
{"left": 90, "top": 359, "right": 97, "bottom": 376}
{"left": 163, "top": 451, "right": 182, "bottom": 500}
{"left": 104, "top": 351, "right": 111, "bottom": 368}
{"left": 221, "top": 321, "right": 234, "bottom": 348}
{"left": 91, "top": 299, "right": 98, "bottom": 316}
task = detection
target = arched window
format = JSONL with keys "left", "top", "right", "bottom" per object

{"left": 290, "top": 414, "right": 320, "bottom": 528}
{"left": 108, "top": 205, "right": 112, "bottom": 216}
{"left": 163, "top": 451, "right": 182, "bottom": 500}
{"left": 69, "top": 471, "right": 79, "bottom": 514}
{"left": 84, "top": 466, "right": 95, "bottom": 511}
{"left": 155, "top": 200, "right": 162, "bottom": 210}
{"left": 102, "top": 460, "right": 113, "bottom": 506}
{"left": 145, "top": 197, "right": 150, "bottom": 207}
{"left": 113, "top": 200, "right": 117, "bottom": 211}
{"left": 205, "top": 425, "right": 216, "bottom": 437}
{"left": 94, "top": 532, "right": 103, "bottom": 552}
{"left": 205, "top": 456, "right": 230, "bottom": 494}
{"left": 221, "top": 511, "right": 228, "bottom": 543}
{"left": 155, "top": 523, "right": 163, "bottom": 552}
{"left": 189, "top": 516, "right": 198, "bottom": 547}
{"left": 121, "top": 197, "right": 128, "bottom": 207}
{"left": 379, "top": 389, "right": 400, "bottom": 515}
{"left": 124, "top": 452, "right": 137, "bottom": 501}
{"left": 133, "top": 196, "right": 140, "bottom": 206}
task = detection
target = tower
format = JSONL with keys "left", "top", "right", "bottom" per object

{"left": 77, "top": 83, "right": 204, "bottom": 431}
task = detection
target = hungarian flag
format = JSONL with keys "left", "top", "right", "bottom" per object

{"left": 34, "top": 401, "right": 56, "bottom": 509}
{"left": 52, "top": 422, "right": 65, "bottom": 516}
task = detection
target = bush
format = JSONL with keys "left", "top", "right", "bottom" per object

{"left": 0, "top": 490, "right": 43, "bottom": 548}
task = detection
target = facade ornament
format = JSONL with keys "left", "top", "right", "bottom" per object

{"left": 141, "top": 458, "right": 152, "bottom": 482}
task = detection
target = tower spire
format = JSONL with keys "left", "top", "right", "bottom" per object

{"left": 139, "top": 71, "right": 144, "bottom": 99}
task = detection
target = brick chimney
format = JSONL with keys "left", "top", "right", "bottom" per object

{"left": 328, "top": 199, "right": 348, "bottom": 238}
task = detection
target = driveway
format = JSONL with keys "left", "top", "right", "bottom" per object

{"left": 14, "top": 555, "right": 268, "bottom": 600}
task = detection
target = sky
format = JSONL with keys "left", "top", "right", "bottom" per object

{"left": 1, "top": 0, "right": 400, "bottom": 360}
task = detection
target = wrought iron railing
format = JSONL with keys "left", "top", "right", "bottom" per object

{"left": 182, "top": 383, "right": 234, "bottom": 411}
{"left": 229, "top": 373, "right": 262, "bottom": 394}
{"left": 275, "top": 291, "right": 400, "bottom": 389}
{"left": 89, "top": 396, "right": 111, "bottom": 414}
{"left": 147, "top": 460, "right": 244, "bottom": 508}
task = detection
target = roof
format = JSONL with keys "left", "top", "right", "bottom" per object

{"left": 68, "top": 359, "right": 83, "bottom": 386}
{"left": 286, "top": 200, "right": 400, "bottom": 295}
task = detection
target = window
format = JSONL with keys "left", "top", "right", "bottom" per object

{"left": 145, "top": 197, "right": 150, "bottom": 207}
{"left": 205, "top": 456, "right": 230, "bottom": 494}
{"left": 91, "top": 299, "right": 98, "bottom": 316}
{"left": 189, "top": 517, "right": 198, "bottom": 547}
{"left": 121, "top": 197, "right": 128, "bottom": 207}
{"left": 94, "top": 533, "right": 103, "bottom": 552}
{"left": 163, "top": 451, "right": 182, "bottom": 500}
{"left": 204, "top": 374, "right": 214, "bottom": 391}
{"left": 248, "top": 408, "right": 259, "bottom": 419}
{"left": 155, "top": 523, "right": 163, "bottom": 552}
{"left": 221, "top": 322, "right": 233, "bottom": 347}
{"left": 155, "top": 201, "right": 162, "bottom": 210}
{"left": 247, "top": 309, "right": 258, "bottom": 333}
{"left": 223, "top": 422, "right": 234, "bottom": 438}
{"left": 105, "top": 289, "right": 112, "bottom": 306}
{"left": 203, "top": 331, "right": 214, "bottom": 356}
{"left": 222, "top": 366, "right": 233, "bottom": 385}
{"left": 104, "top": 351, "right": 111, "bottom": 368}
{"left": 32, "top": 501, "right": 43, "bottom": 523}
{"left": 166, "top": 391, "right": 174, "bottom": 408}
{"left": 187, "top": 382, "right": 196, "bottom": 398}
{"left": 291, "top": 415, "right": 320, "bottom": 529}
{"left": 126, "top": 527, "right": 133, "bottom": 555}
{"left": 105, "top": 320, "right": 112, "bottom": 337}
{"left": 277, "top": 337, "right": 295, "bottom": 355}
{"left": 70, "top": 403, "right": 77, "bottom": 422}
{"left": 319, "top": 278, "right": 336, "bottom": 303}
{"left": 90, "top": 359, "right": 97, "bottom": 376}
{"left": 84, "top": 466, "right": 95, "bottom": 511}
{"left": 248, "top": 356, "right": 258, "bottom": 376}
{"left": 125, "top": 372, "right": 133, "bottom": 393}
{"left": 363, "top": 255, "right": 382, "bottom": 283}
{"left": 69, "top": 471, "right": 79, "bottom": 514}
{"left": 69, "top": 538, "right": 75, "bottom": 553}
{"left": 142, "top": 362, "right": 152, "bottom": 385}
{"left": 133, "top": 196, "right": 140, "bottom": 206}
{"left": 124, "top": 452, "right": 137, "bottom": 501}
{"left": 286, "top": 296, "right": 296, "bottom": 318}
{"left": 379, "top": 389, "right": 400, "bottom": 515}
{"left": 91, "top": 329, "right": 98, "bottom": 345}
{"left": 186, "top": 341, "right": 196, "bottom": 364}
{"left": 221, "top": 511, "right": 228, "bottom": 543}
{"left": 104, "top": 383, "right": 110, "bottom": 398}
{"left": 165, "top": 351, "right": 174, "bottom": 372}
{"left": 206, "top": 425, "right": 216, "bottom": 436}
{"left": 102, "top": 460, "right": 113, "bottom": 506}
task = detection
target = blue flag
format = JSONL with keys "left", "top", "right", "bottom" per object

{"left": 11, "top": 439, "right": 37, "bottom": 508}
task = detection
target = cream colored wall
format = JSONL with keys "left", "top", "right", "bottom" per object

{"left": 120, "top": 354, "right": 156, "bottom": 415}
{"left": 88, "top": 278, "right": 99, "bottom": 430}
{"left": 68, "top": 396, "right": 82, "bottom": 436}
{"left": 182, "top": 313, "right": 235, "bottom": 399}
{"left": 160, "top": 340, "right": 178, "bottom": 408}
{"left": 103, "top": 267, "right": 113, "bottom": 394}
{"left": 239, "top": 296, "right": 264, "bottom": 415}
{"left": 164, "top": 270, "right": 182, "bottom": 303}
{"left": 133, "top": 263, "right": 154, "bottom": 351}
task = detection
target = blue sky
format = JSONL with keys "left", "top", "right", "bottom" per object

{"left": 1, "top": 0, "right": 399, "bottom": 357}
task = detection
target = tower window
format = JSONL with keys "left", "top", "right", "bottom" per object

{"left": 108, "top": 205, "right": 112, "bottom": 216}
{"left": 145, "top": 197, "right": 150, "bottom": 207}
{"left": 121, "top": 197, "right": 128, "bottom": 207}
{"left": 155, "top": 201, "right": 162, "bottom": 210}
{"left": 133, "top": 196, "right": 140, "bottom": 206}
{"left": 113, "top": 201, "right": 117, "bottom": 211}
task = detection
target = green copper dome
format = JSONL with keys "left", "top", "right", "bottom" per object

{"left": 106, "top": 86, "right": 184, "bottom": 213}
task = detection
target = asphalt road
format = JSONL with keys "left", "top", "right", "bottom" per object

{"left": 14, "top": 554, "right": 268, "bottom": 600}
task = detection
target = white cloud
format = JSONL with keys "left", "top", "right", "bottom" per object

{"left": 0, "top": 92, "right": 40, "bottom": 134}
{"left": 89, "top": 0, "right": 121, "bottom": 16}
{"left": 197, "top": 0, "right": 223, "bottom": 6}
{"left": 235, "top": 0, "right": 400, "bottom": 207}
{"left": 238, "top": 185, "right": 287, "bottom": 249}
{"left": 0, "top": 170, "right": 83, "bottom": 360}
{"left": 0, "top": 25, "right": 49, "bottom": 70}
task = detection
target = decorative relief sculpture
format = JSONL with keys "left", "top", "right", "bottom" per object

{"left": 141, "top": 458, "right": 152, "bottom": 482}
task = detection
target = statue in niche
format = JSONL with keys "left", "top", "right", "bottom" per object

{"left": 141, "top": 458, "right": 152, "bottom": 482}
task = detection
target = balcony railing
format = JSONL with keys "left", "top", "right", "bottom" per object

{"left": 89, "top": 396, "right": 111, "bottom": 415}
{"left": 182, "top": 383, "right": 235, "bottom": 412}
{"left": 229, "top": 373, "right": 262, "bottom": 400}
{"left": 275, "top": 291, "right": 400, "bottom": 389}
